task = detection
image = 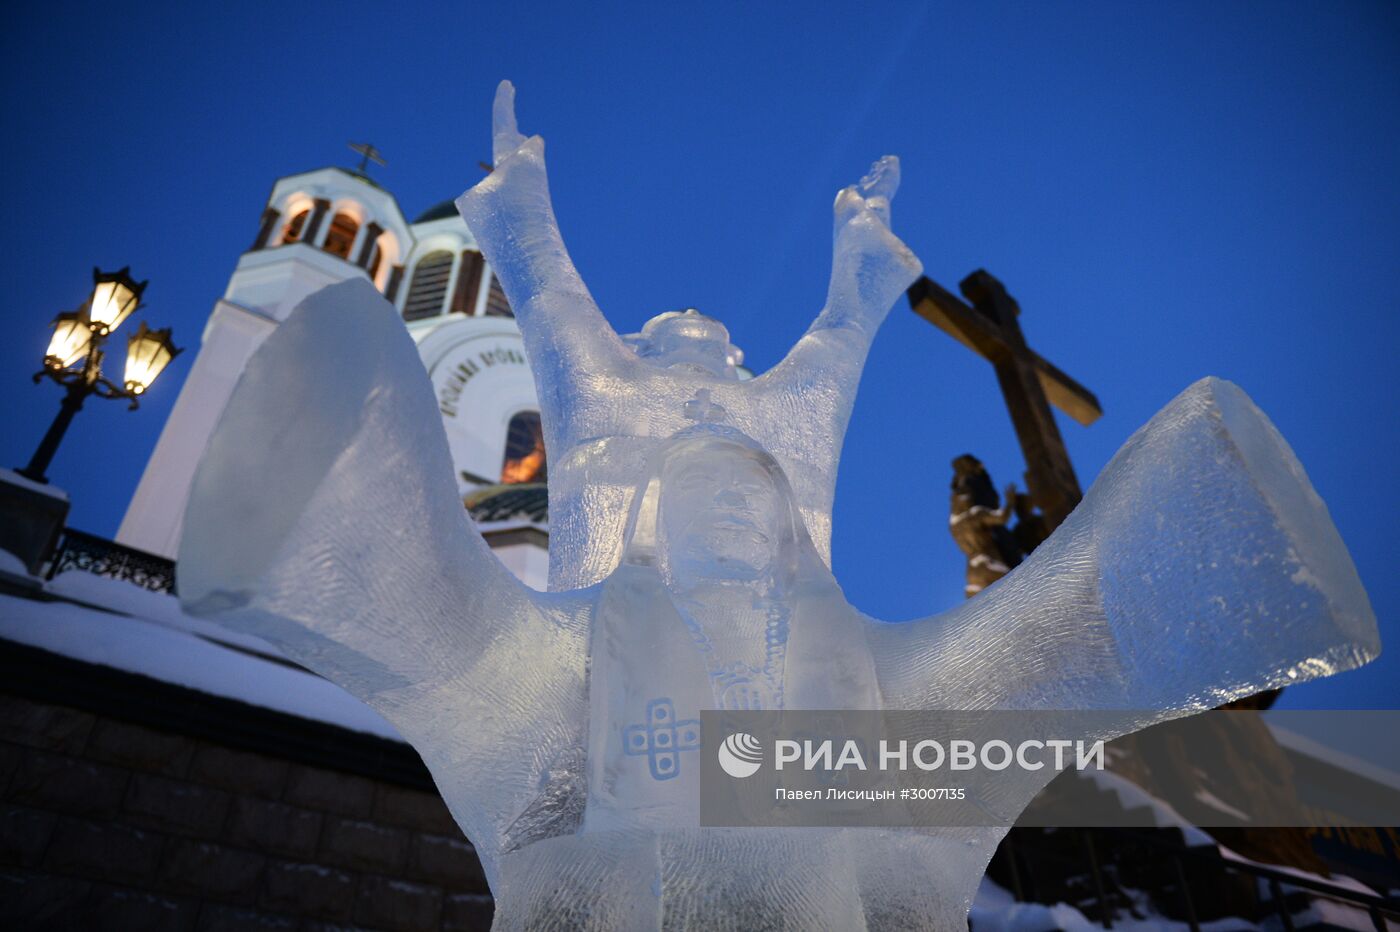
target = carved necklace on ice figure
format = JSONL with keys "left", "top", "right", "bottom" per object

{"left": 670, "top": 588, "right": 790, "bottom": 711}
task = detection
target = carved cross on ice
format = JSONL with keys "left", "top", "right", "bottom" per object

{"left": 682, "top": 389, "right": 726, "bottom": 425}
{"left": 180, "top": 82, "right": 1378, "bottom": 930}
{"left": 623, "top": 698, "right": 701, "bottom": 781}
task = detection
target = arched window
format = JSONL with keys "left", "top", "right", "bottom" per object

{"left": 484, "top": 274, "right": 514, "bottom": 318}
{"left": 281, "top": 209, "right": 309, "bottom": 244}
{"left": 402, "top": 250, "right": 454, "bottom": 321}
{"left": 500, "top": 411, "right": 546, "bottom": 484}
{"left": 323, "top": 212, "right": 359, "bottom": 260}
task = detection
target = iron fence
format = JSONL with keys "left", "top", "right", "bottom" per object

{"left": 46, "top": 527, "right": 176, "bottom": 595}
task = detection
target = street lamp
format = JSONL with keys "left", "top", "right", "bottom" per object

{"left": 16, "top": 268, "right": 182, "bottom": 484}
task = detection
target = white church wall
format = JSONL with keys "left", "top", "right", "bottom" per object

{"left": 416, "top": 317, "right": 539, "bottom": 491}
{"left": 118, "top": 299, "right": 278, "bottom": 557}
{"left": 221, "top": 245, "right": 364, "bottom": 320}
{"left": 486, "top": 535, "right": 550, "bottom": 592}
{"left": 118, "top": 168, "right": 549, "bottom": 591}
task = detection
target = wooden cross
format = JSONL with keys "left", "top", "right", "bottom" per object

{"left": 908, "top": 270, "right": 1101, "bottom": 531}
{"left": 348, "top": 142, "right": 387, "bottom": 177}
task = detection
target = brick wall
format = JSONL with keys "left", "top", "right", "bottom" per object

{"left": 0, "top": 694, "right": 494, "bottom": 931}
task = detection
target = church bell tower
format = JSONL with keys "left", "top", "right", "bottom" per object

{"left": 118, "top": 156, "right": 548, "bottom": 588}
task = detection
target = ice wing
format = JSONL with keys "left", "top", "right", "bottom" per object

{"left": 178, "top": 279, "right": 590, "bottom": 880}
{"left": 868, "top": 377, "right": 1380, "bottom": 715}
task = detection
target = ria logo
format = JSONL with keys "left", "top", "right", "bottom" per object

{"left": 718, "top": 733, "right": 763, "bottom": 778}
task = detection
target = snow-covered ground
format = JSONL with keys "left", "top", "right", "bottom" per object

{"left": 0, "top": 568, "right": 402, "bottom": 741}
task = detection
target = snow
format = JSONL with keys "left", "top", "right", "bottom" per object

{"left": 971, "top": 876, "right": 1255, "bottom": 932}
{"left": 1192, "top": 788, "right": 1251, "bottom": 822}
{"left": 0, "top": 548, "right": 32, "bottom": 578}
{"left": 1080, "top": 768, "right": 1217, "bottom": 847}
{"left": 1288, "top": 895, "right": 1389, "bottom": 931}
{"left": 47, "top": 570, "right": 286, "bottom": 660}
{"left": 0, "top": 585, "right": 403, "bottom": 742}
{"left": 0, "top": 466, "right": 69, "bottom": 501}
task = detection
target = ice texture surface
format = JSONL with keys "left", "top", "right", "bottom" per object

{"left": 179, "top": 83, "right": 1379, "bottom": 930}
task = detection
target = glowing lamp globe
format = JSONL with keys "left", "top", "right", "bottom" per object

{"left": 123, "top": 321, "right": 181, "bottom": 395}
{"left": 43, "top": 310, "right": 93, "bottom": 369}
{"left": 88, "top": 266, "right": 147, "bottom": 335}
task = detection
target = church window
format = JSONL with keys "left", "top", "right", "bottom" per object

{"left": 281, "top": 209, "right": 309, "bottom": 244}
{"left": 323, "top": 212, "right": 359, "bottom": 260}
{"left": 402, "top": 250, "right": 454, "bottom": 321}
{"left": 501, "top": 411, "right": 546, "bottom": 484}
{"left": 484, "top": 273, "right": 514, "bottom": 318}
{"left": 451, "top": 250, "right": 484, "bottom": 315}
{"left": 366, "top": 241, "right": 383, "bottom": 281}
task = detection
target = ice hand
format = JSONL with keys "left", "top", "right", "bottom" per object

{"left": 858, "top": 155, "right": 900, "bottom": 224}
{"left": 492, "top": 80, "right": 528, "bottom": 166}
{"left": 828, "top": 154, "right": 922, "bottom": 287}
{"left": 834, "top": 155, "right": 901, "bottom": 229}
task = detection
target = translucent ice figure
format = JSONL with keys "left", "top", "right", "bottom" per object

{"left": 457, "top": 81, "right": 923, "bottom": 590}
{"left": 179, "top": 85, "right": 1379, "bottom": 930}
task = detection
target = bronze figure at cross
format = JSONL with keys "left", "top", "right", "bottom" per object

{"left": 909, "top": 270, "right": 1101, "bottom": 530}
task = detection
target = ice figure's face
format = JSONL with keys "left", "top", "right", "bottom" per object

{"left": 623, "top": 310, "right": 743, "bottom": 379}
{"left": 658, "top": 452, "right": 784, "bottom": 585}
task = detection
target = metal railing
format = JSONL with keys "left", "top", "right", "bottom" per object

{"left": 999, "top": 828, "right": 1398, "bottom": 932}
{"left": 1129, "top": 830, "right": 1398, "bottom": 932}
{"left": 46, "top": 527, "right": 176, "bottom": 595}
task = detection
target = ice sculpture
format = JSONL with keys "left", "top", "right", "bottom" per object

{"left": 179, "top": 83, "right": 1379, "bottom": 930}
{"left": 457, "top": 82, "right": 922, "bottom": 590}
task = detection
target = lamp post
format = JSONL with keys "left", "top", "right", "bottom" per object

{"left": 16, "top": 267, "right": 182, "bottom": 484}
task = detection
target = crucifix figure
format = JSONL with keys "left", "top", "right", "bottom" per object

{"left": 179, "top": 83, "right": 1379, "bottom": 930}
{"left": 948, "top": 453, "right": 1022, "bottom": 598}
{"left": 910, "top": 272, "right": 1100, "bottom": 530}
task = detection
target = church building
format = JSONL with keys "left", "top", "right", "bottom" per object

{"left": 117, "top": 161, "right": 548, "bottom": 588}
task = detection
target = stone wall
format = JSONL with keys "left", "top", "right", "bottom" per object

{"left": 0, "top": 694, "right": 494, "bottom": 931}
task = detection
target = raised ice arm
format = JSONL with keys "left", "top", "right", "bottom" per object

{"left": 767, "top": 156, "right": 923, "bottom": 397}
{"left": 868, "top": 378, "right": 1379, "bottom": 715}
{"left": 178, "top": 279, "right": 590, "bottom": 877}
{"left": 455, "top": 81, "right": 630, "bottom": 385}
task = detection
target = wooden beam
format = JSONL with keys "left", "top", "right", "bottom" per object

{"left": 908, "top": 276, "right": 1004, "bottom": 360}
{"left": 908, "top": 276, "right": 1102, "bottom": 426}
{"left": 1032, "top": 353, "right": 1101, "bottom": 427}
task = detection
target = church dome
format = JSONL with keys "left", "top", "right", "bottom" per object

{"left": 413, "top": 200, "right": 460, "bottom": 223}
{"left": 465, "top": 483, "right": 548, "bottom": 524}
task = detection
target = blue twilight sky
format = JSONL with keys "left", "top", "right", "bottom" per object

{"left": 1, "top": 2, "right": 1396, "bottom": 709}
